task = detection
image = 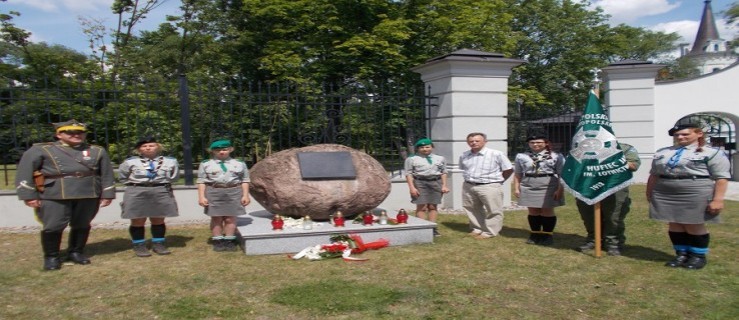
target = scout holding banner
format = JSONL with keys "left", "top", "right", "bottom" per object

{"left": 561, "top": 91, "right": 633, "bottom": 257}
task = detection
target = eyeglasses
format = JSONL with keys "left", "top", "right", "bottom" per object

{"left": 61, "top": 130, "right": 86, "bottom": 135}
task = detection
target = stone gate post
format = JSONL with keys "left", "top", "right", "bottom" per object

{"left": 412, "top": 49, "right": 525, "bottom": 210}
{"left": 601, "top": 60, "right": 665, "bottom": 183}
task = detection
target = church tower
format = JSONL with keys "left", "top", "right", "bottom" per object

{"left": 682, "top": 0, "right": 738, "bottom": 75}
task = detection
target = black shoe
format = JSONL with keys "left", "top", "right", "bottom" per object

{"left": 577, "top": 241, "right": 595, "bottom": 252}
{"left": 665, "top": 251, "right": 689, "bottom": 268}
{"left": 606, "top": 246, "right": 621, "bottom": 256}
{"left": 683, "top": 254, "right": 707, "bottom": 270}
{"left": 526, "top": 233, "right": 538, "bottom": 244}
{"left": 538, "top": 234, "right": 553, "bottom": 246}
{"left": 433, "top": 229, "right": 441, "bottom": 237}
{"left": 67, "top": 252, "right": 91, "bottom": 265}
{"left": 43, "top": 257, "right": 62, "bottom": 271}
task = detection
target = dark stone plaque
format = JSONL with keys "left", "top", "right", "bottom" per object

{"left": 297, "top": 151, "right": 357, "bottom": 179}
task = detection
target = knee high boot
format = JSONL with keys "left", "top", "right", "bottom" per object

{"left": 67, "top": 227, "right": 92, "bottom": 265}
{"left": 41, "top": 230, "right": 63, "bottom": 270}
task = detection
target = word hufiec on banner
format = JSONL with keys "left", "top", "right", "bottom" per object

{"left": 562, "top": 91, "right": 633, "bottom": 205}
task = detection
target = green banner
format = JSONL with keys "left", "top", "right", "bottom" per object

{"left": 562, "top": 91, "right": 633, "bottom": 205}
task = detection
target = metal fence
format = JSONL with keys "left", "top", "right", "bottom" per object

{"left": 0, "top": 75, "right": 433, "bottom": 184}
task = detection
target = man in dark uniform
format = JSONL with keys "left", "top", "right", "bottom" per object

{"left": 15, "top": 120, "right": 116, "bottom": 270}
{"left": 575, "top": 142, "right": 641, "bottom": 256}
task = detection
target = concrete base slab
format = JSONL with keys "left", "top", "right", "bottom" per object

{"left": 236, "top": 210, "right": 436, "bottom": 255}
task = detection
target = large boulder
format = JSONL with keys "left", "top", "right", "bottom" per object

{"left": 248, "top": 144, "right": 391, "bottom": 220}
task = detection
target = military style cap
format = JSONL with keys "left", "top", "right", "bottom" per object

{"left": 134, "top": 136, "right": 158, "bottom": 149}
{"left": 668, "top": 122, "right": 702, "bottom": 136}
{"left": 414, "top": 138, "right": 433, "bottom": 147}
{"left": 53, "top": 119, "right": 87, "bottom": 134}
{"left": 209, "top": 139, "right": 232, "bottom": 149}
{"left": 526, "top": 132, "right": 548, "bottom": 141}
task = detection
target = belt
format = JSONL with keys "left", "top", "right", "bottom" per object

{"left": 207, "top": 184, "right": 240, "bottom": 189}
{"left": 44, "top": 171, "right": 95, "bottom": 179}
{"left": 413, "top": 176, "right": 441, "bottom": 181}
{"left": 659, "top": 175, "right": 710, "bottom": 180}
{"left": 524, "top": 173, "right": 555, "bottom": 177}
{"left": 465, "top": 181, "right": 499, "bottom": 186}
{"left": 126, "top": 183, "right": 171, "bottom": 187}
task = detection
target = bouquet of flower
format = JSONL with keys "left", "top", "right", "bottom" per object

{"left": 290, "top": 233, "right": 389, "bottom": 261}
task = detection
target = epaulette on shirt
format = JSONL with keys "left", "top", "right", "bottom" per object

{"left": 33, "top": 142, "right": 55, "bottom": 146}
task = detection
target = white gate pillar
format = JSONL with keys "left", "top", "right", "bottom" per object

{"left": 412, "top": 49, "right": 525, "bottom": 209}
{"left": 602, "top": 61, "right": 665, "bottom": 183}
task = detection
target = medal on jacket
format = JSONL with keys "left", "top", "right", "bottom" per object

{"left": 82, "top": 149, "right": 91, "bottom": 160}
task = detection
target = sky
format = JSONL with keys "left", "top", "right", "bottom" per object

{"left": 2, "top": 0, "right": 738, "bottom": 56}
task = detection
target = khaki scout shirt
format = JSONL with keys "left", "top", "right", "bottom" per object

{"left": 197, "top": 158, "right": 250, "bottom": 186}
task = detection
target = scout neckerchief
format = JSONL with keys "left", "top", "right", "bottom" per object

{"left": 425, "top": 155, "right": 433, "bottom": 164}
{"left": 526, "top": 150, "right": 551, "bottom": 173}
{"left": 666, "top": 147, "right": 685, "bottom": 169}
{"left": 219, "top": 159, "right": 228, "bottom": 173}
{"left": 141, "top": 156, "right": 163, "bottom": 180}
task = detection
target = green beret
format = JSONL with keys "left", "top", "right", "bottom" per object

{"left": 209, "top": 139, "right": 232, "bottom": 149}
{"left": 414, "top": 138, "right": 433, "bottom": 147}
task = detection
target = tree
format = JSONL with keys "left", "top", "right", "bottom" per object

{"left": 725, "top": 2, "right": 738, "bottom": 49}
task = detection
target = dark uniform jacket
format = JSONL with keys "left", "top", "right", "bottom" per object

{"left": 15, "top": 142, "right": 116, "bottom": 200}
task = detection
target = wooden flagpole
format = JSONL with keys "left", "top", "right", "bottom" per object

{"left": 592, "top": 69, "right": 603, "bottom": 258}
{"left": 594, "top": 202, "right": 602, "bottom": 257}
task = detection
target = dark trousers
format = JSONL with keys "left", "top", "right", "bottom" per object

{"left": 35, "top": 199, "right": 100, "bottom": 232}
{"left": 576, "top": 188, "right": 631, "bottom": 246}
{"left": 35, "top": 199, "right": 99, "bottom": 257}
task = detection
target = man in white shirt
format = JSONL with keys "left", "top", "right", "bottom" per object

{"left": 459, "top": 132, "right": 513, "bottom": 239}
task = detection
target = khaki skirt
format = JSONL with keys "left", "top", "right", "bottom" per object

{"left": 411, "top": 178, "right": 443, "bottom": 205}
{"left": 121, "top": 185, "right": 179, "bottom": 219}
{"left": 204, "top": 186, "right": 246, "bottom": 217}
{"left": 649, "top": 178, "right": 719, "bottom": 224}
{"left": 517, "top": 175, "right": 564, "bottom": 208}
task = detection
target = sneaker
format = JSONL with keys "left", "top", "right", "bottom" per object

{"left": 151, "top": 242, "right": 171, "bottom": 255}
{"left": 222, "top": 240, "right": 238, "bottom": 252}
{"left": 433, "top": 229, "right": 441, "bottom": 237}
{"left": 133, "top": 243, "right": 152, "bottom": 257}
{"left": 212, "top": 239, "right": 226, "bottom": 252}
{"left": 474, "top": 234, "right": 492, "bottom": 240}
{"left": 525, "top": 233, "right": 538, "bottom": 244}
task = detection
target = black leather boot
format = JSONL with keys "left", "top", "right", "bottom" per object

{"left": 67, "top": 227, "right": 91, "bottom": 265}
{"left": 665, "top": 251, "right": 689, "bottom": 268}
{"left": 41, "top": 231, "right": 63, "bottom": 271}
{"left": 683, "top": 253, "right": 707, "bottom": 270}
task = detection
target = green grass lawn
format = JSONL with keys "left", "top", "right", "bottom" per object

{"left": 1, "top": 185, "right": 737, "bottom": 319}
